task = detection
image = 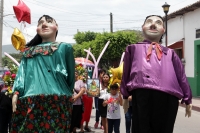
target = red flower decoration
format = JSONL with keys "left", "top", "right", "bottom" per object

{"left": 27, "top": 123, "right": 33, "bottom": 129}
{"left": 43, "top": 112, "right": 47, "bottom": 117}
{"left": 44, "top": 51, "right": 49, "bottom": 55}
{"left": 54, "top": 95, "right": 58, "bottom": 100}
{"left": 61, "top": 114, "right": 65, "bottom": 119}
{"left": 52, "top": 104, "right": 56, "bottom": 108}
{"left": 21, "top": 111, "right": 26, "bottom": 116}
{"left": 29, "top": 114, "right": 34, "bottom": 119}
{"left": 45, "top": 123, "right": 50, "bottom": 129}
{"left": 28, "top": 97, "right": 32, "bottom": 103}
{"left": 11, "top": 73, "right": 16, "bottom": 79}
{"left": 5, "top": 71, "right": 11, "bottom": 75}
{"left": 40, "top": 106, "right": 44, "bottom": 110}
{"left": 17, "top": 100, "right": 21, "bottom": 104}
{"left": 40, "top": 122, "right": 44, "bottom": 126}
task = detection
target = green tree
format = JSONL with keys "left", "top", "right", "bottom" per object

{"left": 73, "top": 30, "right": 144, "bottom": 69}
{"left": 2, "top": 53, "right": 23, "bottom": 67}
{"left": 74, "top": 31, "right": 98, "bottom": 44}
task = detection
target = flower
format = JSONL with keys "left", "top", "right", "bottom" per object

{"left": 11, "top": 74, "right": 16, "bottom": 79}
{"left": 2, "top": 64, "right": 18, "bottom": 94}
{"left": 75, "top": 63, "right": 87, "bottom": 81}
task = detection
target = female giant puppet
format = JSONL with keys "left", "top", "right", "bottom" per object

{"left": 11, "top": 15, "right": 75, "bottom": 132}
{"left": 120, "top": 15, "right": 192, "bottom": 133}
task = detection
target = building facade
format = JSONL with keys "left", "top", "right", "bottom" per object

{"left": 163, "top": 1, "right": 200, "bottom": 96}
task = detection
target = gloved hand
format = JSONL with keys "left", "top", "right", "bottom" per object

{"left": 123, "top": 99, "right": 129, "bottom": 114}
{"left": 185, "top": 104, "right": 192, "bottom": 117}
{"left": 12, "top": 94, "right": 18, "bottom": 112}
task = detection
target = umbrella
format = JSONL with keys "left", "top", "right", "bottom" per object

{"left": 75, "top": 57, "right": 95, "bottom": 67}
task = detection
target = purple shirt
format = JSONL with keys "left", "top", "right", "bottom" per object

{"left": 73, "top": 80, "right": 85, "bottom": 105}
{"left": 120, "top": 40, "right": 192, "bottom": 105}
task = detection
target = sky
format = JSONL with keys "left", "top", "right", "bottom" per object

{"left": 2, "top": 0, "right": 199, "bottom": 45}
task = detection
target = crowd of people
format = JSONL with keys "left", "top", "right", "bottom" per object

{"left": 0, "top": 14, "right": 193, "bottom": 133}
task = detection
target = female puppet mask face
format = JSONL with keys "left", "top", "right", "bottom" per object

{"left": 36, "top": 17, "right": 58, "bottom": 40}
{"left": 142, "top": 16, "right": 165, "bottom": 42}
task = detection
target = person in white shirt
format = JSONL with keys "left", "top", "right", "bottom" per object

{"left": 103, "top": 83, "right": 122, "bottom": 133}
{"left": 98, "top": 72, "right": 110, "bottom": 133}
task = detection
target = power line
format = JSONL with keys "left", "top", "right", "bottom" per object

{"left": 24, "top": 0, "right": 108, "bottom": 16}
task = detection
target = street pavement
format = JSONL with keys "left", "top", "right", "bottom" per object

{"left": 77, "top": 98, "right": 200, "bottom": 133}
{"left": 77, "top": 103, "right": 126, "bottom": 133}
{"left": 174, "top": 107, "right": 200, "bottom": 133}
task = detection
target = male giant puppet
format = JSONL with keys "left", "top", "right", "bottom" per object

{"left": 11, "top": 15, "right": 75, "bottom": 132}
{"left": 120, "top": 15, "right": 192, "bottom": 133}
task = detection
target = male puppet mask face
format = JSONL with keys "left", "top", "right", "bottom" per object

{"left": 36, "top": 17, "right": 58, "bottom": 40}
{"left": 142, "top": 16, "right": 165, "bottom": 42}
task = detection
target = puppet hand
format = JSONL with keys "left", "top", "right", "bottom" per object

{"left": 123, "top": 99, "right": 129, "bottom": 114}
{"left": 128, "top": 96, "right": 132, "bottom": 101}
{"left": 12, "top": 94, "right": 18, "bottom": 112}
{"left": 185, "top": 104, "right": 192, "bottom": 117}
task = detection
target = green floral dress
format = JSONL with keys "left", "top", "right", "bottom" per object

{"left": 10, "top": 42, "right": 75, "bottom": 133}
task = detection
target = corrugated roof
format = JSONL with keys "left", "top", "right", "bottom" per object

{"left": 164, "top": 0, "right": 200, "bottom": 20}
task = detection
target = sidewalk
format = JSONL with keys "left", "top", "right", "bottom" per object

{"left": 179, "top": 97, "right": 200, "bottom": 112}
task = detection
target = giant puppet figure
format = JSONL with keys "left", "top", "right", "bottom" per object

{"left": 11, "top": 15, "right": 75, "bottom": 132}
{"left": 120, "top": 15, "right": 192, "bottom": 133}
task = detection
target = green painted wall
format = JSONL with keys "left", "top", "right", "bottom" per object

{"left": 187, "top": 77, "right": 197, "bottom": 96}
{"left": 194, "top": 40, "right": 200, "bottom": 96}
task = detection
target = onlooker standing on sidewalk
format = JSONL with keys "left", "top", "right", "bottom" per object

{"left": 103, "top": 83, "right": 123, "bottom": 133}
{"left": 70, "top": 71, "right": 86, "bottom": 133}
{"left": 98, "top": 72, "right": 110, "bottom": 133}
{"left": 0, "top": 89, "right": 12, "bottom": 133}
{"left": 94, "top": 69, "right": 106, "bottom": 129}
{"left": 80, "top": 71, "right": 93, "bottom": 133}
{"left": 123, "top": 96, "right": 132, "bottom": 133}
{"left": 120, "top": 15, "right": 192, "bottom": 133}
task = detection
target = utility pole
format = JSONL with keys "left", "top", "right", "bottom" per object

{"left": 0, "top": 0, "right": 4, "bottom": 68}
{"left": 110, "top": 12, "right": 113, "bottom": 33}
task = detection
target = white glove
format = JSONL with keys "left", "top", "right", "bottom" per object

{"left": 123, "top": 99, "right": 129, "bottom": 114}
{"left": 185, "top": 104, "right": 192, "bottom": 117}
{"left": 12, "top": 94, "right": 18, "bottom": 112}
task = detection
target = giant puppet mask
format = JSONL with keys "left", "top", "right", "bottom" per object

{"left": 37, "top": 15, "right": 58, "bottom": 41}
{"left": 142, "top": 15, "right": 165, "bottom": 43}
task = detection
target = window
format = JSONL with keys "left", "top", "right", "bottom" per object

{"left": 174, "top": 48, "right": 183, "bottom": 59}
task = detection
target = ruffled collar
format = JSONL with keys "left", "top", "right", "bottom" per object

{"left": 23, "top": 42, "right": 61, "bottom": 58}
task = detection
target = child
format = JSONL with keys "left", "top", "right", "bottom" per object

{"left": 103, "top": 83, "right": 122, "bottom": 133}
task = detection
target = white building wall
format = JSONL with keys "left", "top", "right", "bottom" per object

{"left": 183, "top": 8, "right": 200, "bottom": 77}
{"left": 166, "top": 8, "right": 200, "bottom": 77}
{"left": 167, "top": 17, "right": 184, "bottom": 45}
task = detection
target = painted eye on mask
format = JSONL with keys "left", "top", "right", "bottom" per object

{"left": 155, "top": 21, "right": 162, "bottom": 25}
{"left": 47, "top": 20, "right": 53, "bottom": 23}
